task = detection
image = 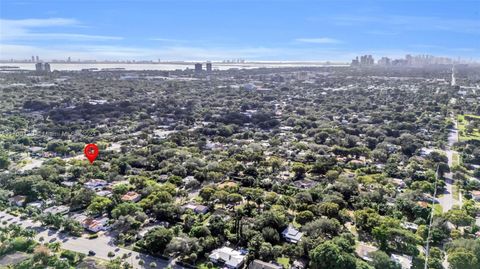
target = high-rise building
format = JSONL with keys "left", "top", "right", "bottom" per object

{"left": 360, "top": 55, "right": 374, "bottom": 65}
{"left": 194, "top": 63, "right": 202, "bottom": 72}
{"left": 405, "top": 54, "right": 413, "bottom": 65}
{"left": 35, "top": 63, "right": 43, "bottom": 72}
{"left": 378, "top": 57, "right": 391, "bottom": 66}
{"left": 36, "top": 56, "right": 39, "bottom": 62}
{"left": 35, "top": 63, "right": 51, "bottom": 73}
{"left": 44, "top": 63, "right": 51, "bottom": 73}
{"left": 354, "top": 55, "right": 374, "bottom": 66}
{"left": 351, "top": 57, "right": 359, "bottom": 66}
{"left": 451, "top": 65, "right": 456, "bottom": 86}
{"left": 31, "top": 56, "right": 35, "bottom": 62}
{"left": 206, "top": 62, "right": 212, "bottom": 72}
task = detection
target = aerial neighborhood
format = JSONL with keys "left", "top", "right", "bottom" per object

{"left": 0, "top": 59, "right": 479, "bottom": 269}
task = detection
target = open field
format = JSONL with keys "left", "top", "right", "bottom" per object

{"left": 457, "top": 114, "right": 480, "bottom": 141}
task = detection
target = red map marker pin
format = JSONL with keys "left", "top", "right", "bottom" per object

{"left": 84, "top": 143, "right": 99, "bottom": 164}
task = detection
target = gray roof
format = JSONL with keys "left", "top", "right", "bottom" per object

{"left": 248, "top": 260, "right": 283, "bottom": 269}
{"left": 282, "top": 226, "right": 303, "bottom": 242}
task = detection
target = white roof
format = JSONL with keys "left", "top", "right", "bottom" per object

{"left": 209, "top": 247, "right": 246, "bottom": 267}
{"left": 391, "top": 254, "right": 412, "bottom": 269}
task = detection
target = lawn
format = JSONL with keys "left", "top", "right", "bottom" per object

{"left": 452, "top": 152, "right": 460, "bottom": 167}
{"left": 292, "top": 219, "right": 302, "bottom": 229}
{"left": 452, "top": 185, "right": 460, "bottom": 201}
{"left": 433, "top": 203, "right": 443, "bottom": 216}
{"left": 277, "top": 257, "right": 290, "bottom": 269}
{"left": 457, "top": 114, "right": 480, "bottom": 141}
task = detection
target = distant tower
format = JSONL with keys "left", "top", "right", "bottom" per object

{"left": 31, "top": 56, "right": 35, "bottom": 62}
{"left": 206, "top": 62, "right": 212, "bottom": 72}
{"left": 194, "top": 63, "right": 202, "bottom": 72}
{"left": 451, "top": 65, "right": 456, "bottom": 86}
{"left": 44, "top": 63, "right": 51, "bottom": 73}
{"left": 36, "top": 56, "right": 39, "bottom": 62}
{"left": 35, "top": 62, "right": 43, "bottom": 72}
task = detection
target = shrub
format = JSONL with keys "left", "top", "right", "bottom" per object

{"left": 88, "top": 233, "right": 98, "bottom": 239}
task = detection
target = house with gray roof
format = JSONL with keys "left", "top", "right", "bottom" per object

{"left": 282, "top": 225, "right": 303, "bottom": 243}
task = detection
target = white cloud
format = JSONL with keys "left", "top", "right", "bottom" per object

{"left": 295, "top": 37, "right": 342, "bottom": 44}
{"left": 0, "top": 18, "right": 122, "bottom": 42}
{"left": 330, "top": 15, "right": 480, "bottom": 34}
{"left": 2, "top": 18, "right": 78, "bottom": 27}
{"left": 0, "top": 43, "right": 350, "bottom": 61}
{"left": 149, "top": 38, "right": 185, "bottom": 42}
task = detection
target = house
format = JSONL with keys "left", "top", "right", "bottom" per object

{"left": 158, "top": 174, "right": 169, "bottom": 182}
{"left": 348, "top": 159, "right": 365, "bottom": 168}
{"left": 28, "top": 146, "right": 43, "bottom": 157}
{"left": 194, "top": 205, "right": 209, "bottom": 214}
{"left": 292, "top": 179, "right": 318, "bottom": 189}
{"left": 292, "top": 260, "right": 306, "bottom": 269}
{"left": 121, "top": 191, "right": 141, "bottom": 202}
{"left": 209, "top": 247, "right": 246, "bottom": 269}
{"left": 42, "top": 152, "right": 57, "bottom": 158}
{"left": 281, "top": 226, "right": 303, "bottom": 243}
{"left": 416, "top": 201, "right": 429, "bottom": 208}
{"left": 183, "top": 176, "right": 197, "bottom": 185}
{"left": 356, "top": 242, "right": 378, "bottom": 262}
{"left": 84, "top": 179, "right": 108, "bottom": 190}
{"left": 82, "top": 217, "right": 109, "bottom": 232}
{"left": 391, "top": 254, "right": 412, "bottom": 269}
{"left": 8, "top": 195, "right": 27, "bottom": 207}
{"left": 471, "top": 190, "right": 480, "bottom": 202}
{"left": 61, "top": 181, "right": 76, "bottom": 187}
{"left": 248, "top": 260, "right": 282, "bottom": 269}
{"left": 390, "top": 178, "right": 406, "bottom": 188}
{"left": 44, "top": 205, "right": 70, "bottom": 215}
{"left": 96, "top": 190, "right": 112, "bottom": 197}
{"left": 26, "top": 201, "right": 43, "bottom": 208}
{"left": 401, "top": 222, "right": 419, "bottom": 231}
{"left": 184, "top": 204, "right": 209, "bottom": 214}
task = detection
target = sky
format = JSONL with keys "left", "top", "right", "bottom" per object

{"left": 0, "top": 0, "right": 479, "bottom": 62}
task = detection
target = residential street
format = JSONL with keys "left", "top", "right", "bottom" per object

{"left": 438, "top": 121, "right": 461, "bottom": 213}
{"left": 0, "top": 211, "right": 184, "bottom": 269}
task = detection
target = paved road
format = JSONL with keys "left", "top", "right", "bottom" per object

{"left": 0, "top": 211, "right": 184, "bottom": 269}
{"left": 439, "top": 119, "right": 468, "bottom": 269}
{"left": 437, "top": 122, "right": 461, "bottom": 213}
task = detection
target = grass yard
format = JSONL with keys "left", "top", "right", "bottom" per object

{"left": 452, "top": 152, "right": 460, "bottom": 167}
{"left": 457, "top": 114, "right": 480, "bottom": 141}
{"left": 277, "top": 257, "right": 290, "bottom": 269}
{"left": 452, "top": 185, "right": 460, "bottom": 201}
{"left": 433, "top": 203, "right": 443, "bottom": 216}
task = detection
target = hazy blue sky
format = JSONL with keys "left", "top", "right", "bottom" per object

{"left": 0, "top": 0, "right": 479, "bottom": 61}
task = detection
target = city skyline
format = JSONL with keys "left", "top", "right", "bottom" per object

{"left": 1, "top": 0, "right": 479, "bottom": 61}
